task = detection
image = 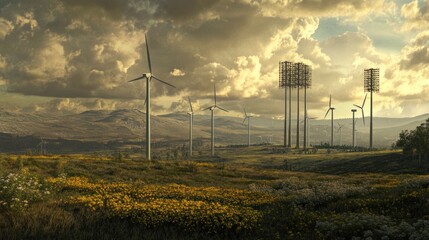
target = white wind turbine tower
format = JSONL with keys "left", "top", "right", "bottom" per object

{"left": 187, "top": 97, "right": 194, "bottom": 156}
{"left": 337, "top": 122, "right": 344, "bottom": 146}
{"left": 267, "top": 135, "right": 273, "bottom": 144}
{"left": 243, "top": 108, "right": 253, "bottom": 147}
{"left": 301, "top": 110, "right": 317, "bottom": 147}
{"left": 353, "top": 94, "right": 366, "bottom": 148}
{"left": 324, "top": 95, "right": 335, "bottom": 147}
{"left": 203, "top": 85, "right": 228, "bottom": 156}
{"left": 304, "top": 114, "right": 317, "bottom": 147}
{"left": 128, "top": 34, "right": 176, "bottom": 161}
{"left": 37, "top": 137, "right": 46, "bottom": 155}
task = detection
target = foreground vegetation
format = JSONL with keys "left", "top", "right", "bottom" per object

{"left": 396, "top": 118, "right": 429, "bottom": 164}
{"left": 1, "top": 148, "right": 429, "bottom": 239}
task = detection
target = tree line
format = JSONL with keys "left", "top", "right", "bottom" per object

{"left": 396, "top": 118, "right": 429, "bottom": 164}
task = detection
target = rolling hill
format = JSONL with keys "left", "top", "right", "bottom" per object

{"left": 0, "top": 109, "right": 427, "bottom": 150}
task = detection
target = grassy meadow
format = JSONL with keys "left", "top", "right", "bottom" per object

{"left": 1, "top": 147, "right": 429, "bottom": 239}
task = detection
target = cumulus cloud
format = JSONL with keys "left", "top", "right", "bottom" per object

{"left": 297, "top": 38, "right": 331, "bottom": 68}
{"left": 0, "top": 17, "right": 13, "bottom": 39}
{"left": 168, "top": 96, "right": 203, "bottom": 113}
{"left": 401, "top": 0, "right": 429, "bottom": 31}
{"left": 0, "top": 0, "right": 150, "bottom": 99}
{"left": 399, "top": 30, "right": 429, "bottom": 70}
{"left": 247, "top": 0, "right": 396, "bottom": 20}
{"left": 0, "top": 0, "right": 396, "bottom": 100}
{"left": 170, "top": 68, "right": 186, "bottom": 76}
{"left": 0, "top": 0, "right": 428, "bottom": 119}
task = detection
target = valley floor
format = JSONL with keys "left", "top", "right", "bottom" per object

{"left": 1, "top": 147, "right": 429, "bottom": 239}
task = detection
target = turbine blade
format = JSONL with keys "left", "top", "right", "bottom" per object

{"left": 243, "top": 117, "right": 247, "bottom": 124}
{"left": 145, "top": 34, "right": 152, "bottom": 74}
{"left": 329, "top": 95, "right": 332, "bottom": 108}
{"left": 128, "top": 76, "right": 145, "bottom": 82}
{"left": 214, "top": 84, "right": 217, "bottom": 105}
{"left": 203, "top": 106, "right": 213, "bottom": 111}
{"left": 188, "top": 97, "right": 193, "bottom": 113}
{"left": 244, "top": 108, "right": 247, "bottom": 117}
{"left": 152, "top": 76, "right": 176, "bottom": 88}
{"left": 324, "top": 108, "right": 330, "bottom": 119}
{"left": 362, "top": 109, "right": 365, "bottom": 125}
{"left": 362, "top": 93, "right": 367, "bottom": 107}
{"left": 216, "top": 105, "right": 228, "bottom": 112}
{"left": 353, "top": 104, "right": 362, "bottom": 108}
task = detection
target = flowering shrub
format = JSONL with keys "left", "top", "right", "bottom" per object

{"left": 50, "top": 176, "right": 272, "bottom": 234}
{"left": 0, "top": 170, "right": 51, "bottom": 211}
{"left": 72, "top": 194, "right": 261, "bottom": 233}
{"left": 250, "top": 177, "right": 370, "bottom": 207}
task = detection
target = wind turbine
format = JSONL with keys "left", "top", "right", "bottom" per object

{"left": 337, "top": 122, "right": 344, "bottom": 146}
{"left": 127, "top": 34, "right": 176, "bottom": 161}
{"left": 302, "top": 109, "right": 316, "bottom": 150}
{"left": 354, "top": 93, "right": 367, "bottom": 126}
{"left": 324, "top": 95, "right": 335, "bottom": 147}
{"left": 267, "top": 135, "right": 273, "bottom": 144}
{"left": 305, "top": 115, "right": 317, "bottom": 147}
{"left": 187, "top": 97, "right": 194, "bottom": 156}
{"left": 204, "top": 85, "right": 228, "bottom": 156}
{"left": 243, "top": 108, "right": 253, "bottom": 147}
{"left": 37, "top": 137, "right": 46, "bottom": 155}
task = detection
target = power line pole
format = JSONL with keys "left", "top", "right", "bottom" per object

{"left": 302, "top": 64, "right": 311, "bottom": 152}
{"left": 296, "top": 63, "right": 300, "bottom": 149}
{"left": 352, "top": 109, "right": 357, "bottom": 148}
{"left": 364, "top": 68, "right": 380, "bottom": 150}
{"left": 279, "top": 61, "right": 294, "bottom": 148}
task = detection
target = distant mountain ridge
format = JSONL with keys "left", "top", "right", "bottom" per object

{"left": 0, "top": 109, "right": 427, "bottom": 148}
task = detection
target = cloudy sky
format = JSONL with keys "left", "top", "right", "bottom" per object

{"left": 0, "top": 0, "right": 428, "bottom": 119}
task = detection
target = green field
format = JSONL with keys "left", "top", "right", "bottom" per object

{"left": 1, "top": 148, "right": 429, "bottom": 239}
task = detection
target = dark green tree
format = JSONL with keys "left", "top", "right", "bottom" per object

{"left": 396, "top": 119, "right": 429, "bottom": 165}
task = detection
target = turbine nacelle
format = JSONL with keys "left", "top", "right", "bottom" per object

{"left": 204, "top": 105, "right": 227, "bottom": 112}
{"left": 243, "top": 108, "right": 254, "bottom": 124}
{"left": 203, "top": 105, "right": 215, "bottom": 111}
{"left": 203, "top": 84, "right": 228, "bottom": 113}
